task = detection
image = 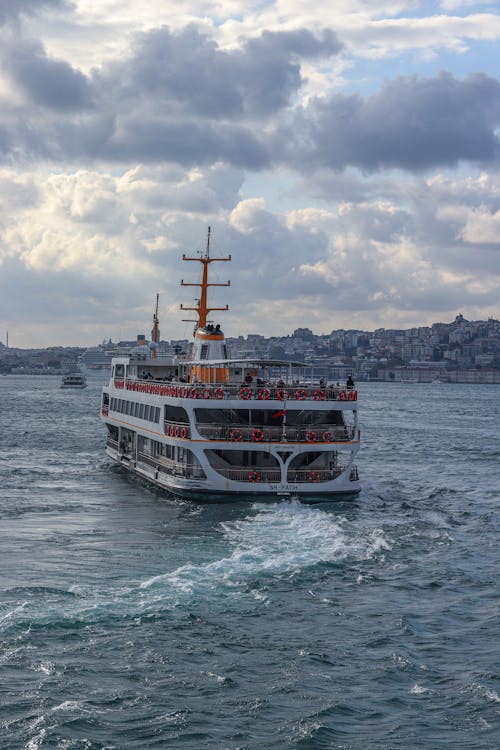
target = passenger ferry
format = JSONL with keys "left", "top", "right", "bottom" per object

{"left": 100, "top": 230, "right": 361, "bottom": 501}
{"left": 61, "top": 371, "right": 87, "bottom": 389}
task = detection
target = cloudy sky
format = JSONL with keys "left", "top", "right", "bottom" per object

{"left": 1, "top": 0, "right": 499, "bottom": 347}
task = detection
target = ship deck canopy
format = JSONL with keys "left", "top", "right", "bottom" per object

{"left": 182, "top": 358, "right": 306, "bottom": 368}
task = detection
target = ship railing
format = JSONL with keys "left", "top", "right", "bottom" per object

{"left": 211, "top": 467, "right": 282, "bottom": 483}
{"left": 211, "top": 464, "right": 356, "bottom": 483}
{"left": 192, "top": 423, "right": 356, "bottom": 443}
{"left": 106, "top": 437, "right": 118, "bottom": 449}
{"left": 136, "top": 451, "right": 206, "bottom": 479}
{"left": 287, "top": 466, "right": 346, "bottom": 483}
{"left": 114, "top": 378, "right": 357, "bottom": 403}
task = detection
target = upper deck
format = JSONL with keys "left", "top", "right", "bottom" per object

{"left": 107, "top": 356, "right": 358, "bottom": 404}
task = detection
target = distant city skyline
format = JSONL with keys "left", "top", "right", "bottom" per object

{"left": 2, "top": 312, "right": 498, "bottom": 383}
{"left": 0, "top": 310, "right": 496, "bottom": 350}
{"left": 0, "top": 2, "right": 499, "bottom": 348}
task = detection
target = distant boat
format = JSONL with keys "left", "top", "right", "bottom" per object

{"left": 61, "top": 372, "right": 87, "bottom": 389}
{"left": 431, "top": 378, "right": 444, "bottom": 384}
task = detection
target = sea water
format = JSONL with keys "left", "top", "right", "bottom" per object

{"left": 0, "top": 374, "right": 499, "bottom": 749}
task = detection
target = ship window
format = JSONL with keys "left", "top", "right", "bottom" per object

{"left": 200, "top": 344, "right": 209, "bottom": 360}
{"left": 164, "top": 405, "right": 189, "bottom": 423}
{"left": 222, "top": 345, "right": 228, "bottom": 359}
{"left": 139, "top": 403, "right": 145, "bottom": 419}
{"left": 115, "top": 364, "right": 124, "bottom": 377}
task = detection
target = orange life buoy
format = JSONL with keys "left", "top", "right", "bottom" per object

{"left": 322, "top": 431, "right": 332, "bottom": 442}
{"left": 347, "top": 390, "right": 355, "bottom": 400}
{"left": 252, "top": 428, "right": 264, "bottom": 442}
{"left": 258, "top": 388, "right": 271, "bottom": 400}
{"left": 306, "top": 431, "right": 317, "bottom": 443}
{"left": 168, "top": 425, "right": 174, "bottom": 437}
{"left": 295, "top": 389, "right": 307, "bottom": 400}
{"left": 180, "top": 426, "right": 187, "bottom": 439}
{"left": 174, "top": 425, "right": 180, "bottom": 437}
{"left": 313, "top": 390, "right": 325, "bottom": 401}
{"left": 231, "top": 429, "right": 243, "bottom": 441}
{"left": 248, "top": 470, "right": 261, "bottom": 483}
{"left": 239, "top": 387, "right": 252, "bottom": 400}
{"left": 308, "top": 470, "right": 320, "bottom": 483}
{"left": 202, "top": 388, "right": 211, "bottom": 399}
{"left": 277, "top": 389, "right": 289, "bottom": 401}
{"left": 339, "top": 390, "right": 347, "bottom": 400}
{"left": 182, "top": 387, "right": 189, "bottom": 398}
{"left": 190, "top": 387, "right": 199, "bottom": 399}
{"left": 214, "top": 388, "right": 224, "bottom": 400}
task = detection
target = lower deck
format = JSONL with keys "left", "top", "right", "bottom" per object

{"left": 104, "top": 424, "right": 360, "bottom": 500}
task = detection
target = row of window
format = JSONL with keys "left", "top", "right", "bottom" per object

{"left": 110, "top": 397, "right": 160, "bottom": 423}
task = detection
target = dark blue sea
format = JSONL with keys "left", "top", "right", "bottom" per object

{"left": 1, "top": 374, "right": 499, "bottom": 749}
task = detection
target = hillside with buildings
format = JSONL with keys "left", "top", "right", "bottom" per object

{"left": 1, "top": 314, "right": 499, "bottom": 383}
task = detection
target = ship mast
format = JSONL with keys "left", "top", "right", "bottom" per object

{"left": 180, "top": 227, "right": 231, "bottom": 333}
{"left": 151, "top": 293, "right": 159, "bottom": 359}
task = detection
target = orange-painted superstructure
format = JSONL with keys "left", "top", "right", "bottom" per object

{"left": 180, "top": 227, "right": 231, "bottom": 383}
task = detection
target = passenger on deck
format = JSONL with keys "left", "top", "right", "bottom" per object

{"left": 346, "top": 375, "right": 355, "bottom": 389}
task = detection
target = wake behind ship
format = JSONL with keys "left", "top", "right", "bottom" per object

{"left": 100, "top": 229, "right": 361, "bottom": 501}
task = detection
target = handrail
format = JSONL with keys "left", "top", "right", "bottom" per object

{"left": 113, "top": 378, "right": 358, "bottom": 403}
{"left": 287, "top": 467, "right": 345, "bottom": 482}
{"left": 191, "top": 423, "right": 356, "bottom": 443}
{"left": 136, "top": 451, "right": 206, "bottom": 479}
{"left": 211, "top": 464, "right": 354, "bottom": 483}
{"left": 211, "top": 468, "right": 282, "bottom": 482}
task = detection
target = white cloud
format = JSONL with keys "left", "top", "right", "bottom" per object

{"left": 0, "top": 2, "right": 499, "bottom": 346}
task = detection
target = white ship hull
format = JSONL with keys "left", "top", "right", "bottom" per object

{"left": 101, "top": 374, "right": 361, "bottom": 503}
{"left": 105, "top": 445, "right": 360, "bottom": 502}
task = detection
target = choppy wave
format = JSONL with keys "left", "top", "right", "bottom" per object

{"left": 1, "top": 377, "right": 499, "bottom": 750}
{"left": 1, "top": 502, "right": 391, "bottom": 634}
{"left": 142, "top": 502, "right": 390, "bottom": 594}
